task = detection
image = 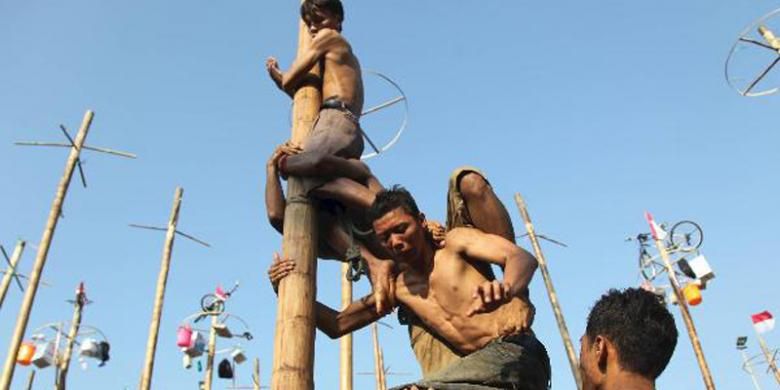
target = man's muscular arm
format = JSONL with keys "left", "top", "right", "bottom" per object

{"left": 268, "top": 253, "right": 388, "bottom": 339}
{"left": 446, "top": 228, "right": 538, "bottom": 315}
{"left": 266, "top": 29, "right": 341, "bottom": 95}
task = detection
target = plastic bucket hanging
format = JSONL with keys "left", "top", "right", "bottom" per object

{"left": 32, "top": 341, "right": 56, "bottom": 369}
{"left": 79, "top": 338, "right": 101, "bottom": 358}
{"left": 177, "top": 325, "right": 193, "bottom": 348}
{"left": 16, "top": 342, "right": 36, "bottom": 366}
{"left": 184, "top": 331, "right": 206, "bottom": 357}
{"left": 683, "top": 284, "right": 702, "bottom": 306}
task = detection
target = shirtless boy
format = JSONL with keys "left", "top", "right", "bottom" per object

{"left": 266, "top": 0, "right": 369, "bottom": 187}
{"left": 269, "top": 186, "right": 550, "bottom": 389}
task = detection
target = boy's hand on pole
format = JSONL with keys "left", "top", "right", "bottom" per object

{"left": 268, "top": 252, "right": 295, "bottom": 295}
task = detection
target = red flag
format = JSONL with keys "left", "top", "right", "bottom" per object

{"left": 752, "top": 311, "right": 775, "bottom": 334}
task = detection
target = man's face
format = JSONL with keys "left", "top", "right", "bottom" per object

{"left": 372, "top": 207, "right": 425, "bottom": 264}
{"left": 579, "top": 335, "right": 602, "bottom": 390}
{"left": 306, "top": 8, "right": 341, "bottom": 35}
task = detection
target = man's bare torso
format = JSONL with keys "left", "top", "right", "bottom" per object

{"left": 394, "top": 234, "right": 534, "bottom": 354}
{"left": 320, "top": 30, "right": 364, "bottom": 114}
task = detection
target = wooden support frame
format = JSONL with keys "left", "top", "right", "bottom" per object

{"left": 55, "top": 287, "right": 86, "bottom": 390}
{"left": 645, "top": 212, "right": 716, "bottom": 390}
{"left": 0, "top": 240, "right": 26, "bottom": 310}
{"left": 514, "top": 194, "right": 582, "bottom": 389}
{"left": 340, "top": 262, "right": 353, "bottom": 390}
{"left": 270, "top": 14, "right": 322, "bottom": 390}
{"left": 0, "top": 110, "right": 94, "bottom": 390}
{"left": 139, "top": 187, "right": 184, "bottom": 390}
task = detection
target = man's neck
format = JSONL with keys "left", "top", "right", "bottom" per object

{"left": 601, "top": 370, "right": 655, "bottom": 390}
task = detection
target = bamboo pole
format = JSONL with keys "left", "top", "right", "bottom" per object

{"left": 24, "top": 370, "right": 34, "bottom": 390}
{"left": 139, "top": 187, "right": 183, "bottom": 390}
{"left": 370, "top": 323, "right": 386, "bottom": 390}
{"left": 253, "top": 358, "right": 261, "bottom": 390}
{"left": 645, "top": 212, "right": 715, "bottom": 390}
{"left": 514, "top": 194, "right": 582, "bottom": 389}
{"left": 756, "top": 334, "right": 780, "bottom": 385}
{"left": 270, "top": 14, "right": 322, "bottom": 390}
{"left": 0, "top": 110, "right": 94, "bottom": 390}
{"left": 0, "top": 240, "right": 26, "bottom": 310}
{"left": 740, "top": 349, "right": 762, "bottom": 390}
{"left": 340, "top": 262, "right": 353, "bottom": 390}
{"left": 204, "top": 315, "right": 218, "bottom": 390}
{"left": 55, "top": 286, "right": 86, "bottom": 390}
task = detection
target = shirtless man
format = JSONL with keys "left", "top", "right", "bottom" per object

{"left": 269, "top": 186, "right": 550, "bottom": 389}
{"left": 579, "top": 288, "right": 678, "bottom": 390}
{"left": 266, "top": 0, "right": 371, "bottom": 189}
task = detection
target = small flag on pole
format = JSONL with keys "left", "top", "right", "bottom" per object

{"left": 752, "top": 311, "right": 775, "bottom": 334}
{"left": 644, "top": 212, "right": 668, "bottom": 241}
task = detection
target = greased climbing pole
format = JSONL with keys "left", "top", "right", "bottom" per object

{"left": 271, "top": 12, "right": 322, "bottom": 390}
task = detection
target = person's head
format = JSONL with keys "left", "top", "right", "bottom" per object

{"left": 580, "top": 288, "right": 678, "bottom": 389}
{"left": 368, "top": 185, "right": 428, "bottom": 264}
{"left": 300, "top": 0, "right": 344, "bottom": 35}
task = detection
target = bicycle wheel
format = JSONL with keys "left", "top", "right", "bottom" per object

{"left": 200, "top": 294, "right": 223, "bottom": 313}
{"left": 639, "top": 251, "right": 657, "bottom": 281}
{"left": 669, "top": 221, "right": 703, "bottom": 252}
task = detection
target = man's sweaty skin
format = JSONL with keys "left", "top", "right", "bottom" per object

{"left": 268, "top": 207, "right": 537, "bottom": 355}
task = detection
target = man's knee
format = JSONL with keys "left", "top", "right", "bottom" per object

{"left": 458, "top": 172, "right": 492, "bottom": 202}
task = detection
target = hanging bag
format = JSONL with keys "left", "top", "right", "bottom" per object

{"left": 217, "top": 358, "right": 234, "bottom": 379}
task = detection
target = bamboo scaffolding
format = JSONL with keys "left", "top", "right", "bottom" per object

{"left": 204, "top": 315, "right": 219, "bottom": 390}
{"left": 756, "top": 333, "right": 780, "bottom": 385}
{"left": 253, "top": 358, "right": 261, "bottom": 390}
{"left": 0, "top": 110, "right": 94, "bottom": 390}
{"left": 340, "top": 262, "right": 353, "bottom": 390}
{"left": 139, "top": 187, "right": 183, "bottom": 390}
{"left": 0, "top": 240, "right": 26, "bottom": 310}
{"left": 270, "top": 15, "right": 322, "bottom": 390}
{"left": 514, "top": 194, "right": 582, "bottom": 389}
{"left": 24, "top": 370, "right": 34, "bottom": 390}
{"left": 55, "top": 286, "right": 86, "bottom": 390}
{"left": 739, "top": 348, "right": 762, "bottom": 390}
{"left": 370, "top": 323, "right": 386, "bottom": 390}
{"left": 646, "top": 212, "right": 715, "bottom": 390}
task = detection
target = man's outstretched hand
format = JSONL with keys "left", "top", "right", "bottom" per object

{"left": 268, "top": 252, "right": 295, "bottom": 294}
{"left": 466, "top": 280, "right": 511, "bottom": 317}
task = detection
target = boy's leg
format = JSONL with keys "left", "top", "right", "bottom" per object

{"left": 311, "top": 176, "right": 378, "bottom": 211}
{"left": 282, "top": 152, "right": 371, "bottom": 182}
{"left": 280, "top": 108, "right": 366, "bottom": 181}
{"left": 446, "top": 167, "right": 515, "bottom": 242}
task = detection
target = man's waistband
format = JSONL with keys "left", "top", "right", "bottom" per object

{"left": 321, "top": 97, "right": 360, "bottom": 121}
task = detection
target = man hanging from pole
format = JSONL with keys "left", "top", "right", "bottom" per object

{"left": 268, "top": 186, "right": 550, "bottom": 390}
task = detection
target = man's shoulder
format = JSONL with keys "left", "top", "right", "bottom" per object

{"left": 444, "top": 226, "right": 481, "bottom": 242}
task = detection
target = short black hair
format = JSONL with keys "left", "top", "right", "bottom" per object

{"left": 300, "top": 0, "right": 344, "bottom": 25}
{"left": 367, "top": 185, "right": 421, "bottom": 223}
{"left": 586, "top": 288, "right": 678, "bottom": 380}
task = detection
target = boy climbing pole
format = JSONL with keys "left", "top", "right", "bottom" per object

{"left": 266, "top": 0, "right": 370, "bottom": 189}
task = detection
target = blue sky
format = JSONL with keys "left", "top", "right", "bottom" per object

{"left": 2, "top": 1, "right": 780, "bottom": 389}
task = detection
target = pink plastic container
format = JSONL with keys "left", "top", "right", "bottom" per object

{"left": 177, "top": 325, "right": 193, "bottom": 348}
